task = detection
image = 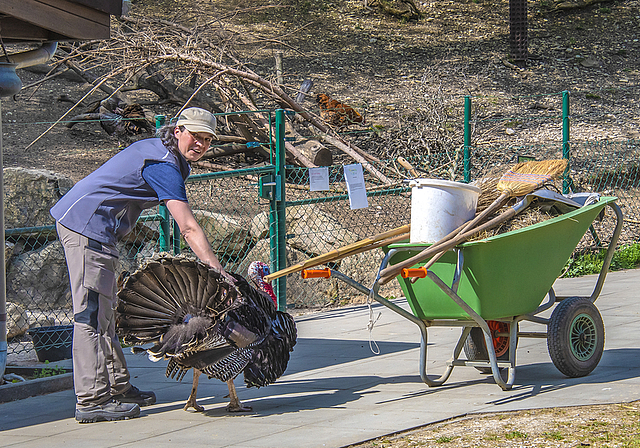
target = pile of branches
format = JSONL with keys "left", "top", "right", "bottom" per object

{"left": 37, "top": 8, "right": 393, "bottom": 185}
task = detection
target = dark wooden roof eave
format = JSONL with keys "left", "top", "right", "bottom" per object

{"left": 0, "top": 0, "right": 121, "bottom": 42}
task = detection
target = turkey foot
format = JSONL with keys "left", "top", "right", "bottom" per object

{"left": 184, "top": 370, "right": 205, "bottom": 412}
{"left": 226, "top": 379, "right": 252, "bottom": 412}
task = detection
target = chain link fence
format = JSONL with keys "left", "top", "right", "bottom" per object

{"left": 4, "top": 100, "right": 638, "bottom": 362}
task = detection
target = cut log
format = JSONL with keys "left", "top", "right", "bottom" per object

{"left": 201, "top": 143, "right": 264, "bottom": 159}
{"left": 284, "top": 121, "right": 332, "bottom": 166}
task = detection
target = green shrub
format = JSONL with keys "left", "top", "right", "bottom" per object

{"left": 33, "top": 361, "right": 67, "bottom": 379}
{"left": 562, "top": 243, "right": 640, "bottom": 278}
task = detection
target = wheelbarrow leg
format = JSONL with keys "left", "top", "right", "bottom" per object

{"left": 426, "top": 271, "right": 515, "bottom": 390}
{"left": 416, "top": 326, "right": 458, "bottom": 387}
{"left": 480, "top": 325, "right": 514, "bottom": 391}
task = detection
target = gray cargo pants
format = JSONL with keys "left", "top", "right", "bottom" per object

{"left": 56, "top": 222, "right": 131, "bottom": 407}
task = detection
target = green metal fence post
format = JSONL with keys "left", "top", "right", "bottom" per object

{"left": 562, "top": 91, "right": 571, "bottom": 194}
{"left": 158, "top": 201, "right": 170, "bottom": 252}
{"left": 172, "top": 221, "right": 181, "bottom": 255}
{"left": 155, "top": 115, "right": 171, "bottom": 252}
{"left": 463, "top": 96, "right": 471, "bottom": 183}
{"left": 271, "top": 109, "right": 287, "bottom": 311}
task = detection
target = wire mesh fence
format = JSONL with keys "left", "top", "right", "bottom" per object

{"left": 4, "top": 99, "right": 639, "bottom": 362}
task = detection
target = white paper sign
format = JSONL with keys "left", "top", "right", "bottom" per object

{"left": 343, "top": 163, "right": 369, "bottom": 210}
{"left": 309, "top": 166, "right": 330, "bottom": 191}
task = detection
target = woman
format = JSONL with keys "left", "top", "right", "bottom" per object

{"left": 51, "top": 107, "right": 232, "bottom": 423}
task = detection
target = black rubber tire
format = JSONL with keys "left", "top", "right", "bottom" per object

{"left": 463, "top": 327, "right": 510, "bottom": 373}
{"left": 547, "top": 297, "right": 604, "bottom": 378}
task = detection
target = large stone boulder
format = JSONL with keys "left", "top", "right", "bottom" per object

{"left": 250, "top": 204, "right": 358, "bottom": 256}
{"left": 116, "top": 240, "right": 158, "bottom": 280}
{"left": 3, "top": 168, "right": 73, "bottom": 230}
{"left": 193, "top": 210, "right": 254, "bottom": 259}
{"left": 5, "top": 302, "right": 29, "bottom": 338}
{"left": 6, "top": 240, "right": 71, "bottom": 311}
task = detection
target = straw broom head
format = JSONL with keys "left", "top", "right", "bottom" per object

{"left": 497, "top": 159, "right": 568, "bottom": 197}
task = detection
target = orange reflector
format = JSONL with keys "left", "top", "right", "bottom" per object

{"left": 401, "top": 267, "right": 428, "bottom": 278}
{"left": 301, "top": 268, "right": 331, "bottom": 279}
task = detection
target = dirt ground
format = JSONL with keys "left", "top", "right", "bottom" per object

{"left": 2, "top": 0, "right": 639, "bottom": 182}
{"left": 2, "top": 0, "right": 640, "bottom": 444}
{"left": 348, "top": 401, "right": 640, "bottom": 448}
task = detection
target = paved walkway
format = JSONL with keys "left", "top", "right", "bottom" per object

{"left": 1, "top": 269, "right": 639, "bottom": 448}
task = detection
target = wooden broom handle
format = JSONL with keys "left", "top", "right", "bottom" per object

{"left": 397, "top": 157, "right": 418, "bottom": 178}
{"left": 264, "top": 224, "right": 410, "bottom": 282}
{"left": 377, "top": 193, "right": 509, "bottom": 283}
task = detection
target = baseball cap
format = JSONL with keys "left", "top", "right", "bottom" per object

{"left": 176, "top": 107, "right": 217, "bottom": 137}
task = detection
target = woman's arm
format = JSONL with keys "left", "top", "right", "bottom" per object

{"left": 164, "top": 199, "right": 232, "bottom": 279}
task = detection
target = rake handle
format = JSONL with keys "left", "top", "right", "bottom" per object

{"left": 397, "top": 157, "right": 418, "bottom": 178}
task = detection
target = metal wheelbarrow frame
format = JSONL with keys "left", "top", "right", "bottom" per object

{"left": 308, "top": 197, "right": 623, "bottom": 391}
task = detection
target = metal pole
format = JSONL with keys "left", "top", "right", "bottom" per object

{"left": 272, "top": 109, "right": 287, "bottom": 311}
{"left": 0, "top": 100, "right": 7, "bottom": 380}
{"left": 562, "top": 90, "right": 571, "bottom": 194}
{"left": 463, "top": 96, "right": 471, "bottom": 183}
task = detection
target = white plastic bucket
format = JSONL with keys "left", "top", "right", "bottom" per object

{"left": 409, "top": 179, "right": 481, "bottom": 244}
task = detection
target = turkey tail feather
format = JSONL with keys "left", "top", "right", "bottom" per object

{"left": 243, "top": 311, "right": 297, "bottom": 388}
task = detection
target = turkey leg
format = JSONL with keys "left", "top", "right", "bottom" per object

{"left": 226, "top": 379, "right": 252, "bottom": 412}
{"left": 184, "top": 369, "right": 205, "bottom": 412}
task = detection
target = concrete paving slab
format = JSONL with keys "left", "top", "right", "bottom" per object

{"left": 1, "top": 269, "right": 639, "bottom": 448}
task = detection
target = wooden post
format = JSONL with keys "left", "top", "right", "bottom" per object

{"left": 275, "top": 51, "right": 283, "bottom": 86}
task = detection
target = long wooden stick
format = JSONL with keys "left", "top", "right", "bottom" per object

{"left": 264, "top": 225, "right": 410, "bottom": 282}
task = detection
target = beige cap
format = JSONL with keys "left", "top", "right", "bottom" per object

{"left": 176, "top": 107, "right": 217, "bottom": 137}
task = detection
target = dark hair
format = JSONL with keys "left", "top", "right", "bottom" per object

{"left": 157, "top": 123, "right": 184, "bottom": 151}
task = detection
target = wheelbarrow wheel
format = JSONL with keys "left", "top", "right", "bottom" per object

{"left": 547, "top": 297, "right": 604, "bottom": 378}
{"left": 464, "top": 324, "right": 511, "bottom": 373}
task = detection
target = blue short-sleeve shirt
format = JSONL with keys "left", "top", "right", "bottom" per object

{"left": 142, "top": 161, "right": 188, "bottom": 202}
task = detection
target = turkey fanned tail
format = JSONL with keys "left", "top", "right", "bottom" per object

{"left": 116, "top": 253, "right": 297, "bottom": 401}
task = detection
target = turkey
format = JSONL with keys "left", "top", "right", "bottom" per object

{"left": 115, "top": 254, "right": 297, "bottom": 412}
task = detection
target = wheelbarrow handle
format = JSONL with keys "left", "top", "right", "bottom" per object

{"left": 301, "top": 268, "right": 332, "bottom": 279}
{"left": 401, "top": 267, "right": 428, "bottom": 278}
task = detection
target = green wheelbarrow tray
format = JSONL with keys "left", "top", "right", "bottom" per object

{"left": 385, "top": 196, "right": 618, "bottom": 321}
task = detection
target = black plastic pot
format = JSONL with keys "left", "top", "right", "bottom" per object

{"left": 28, "top": 325, "right": 73, "bottom": 362}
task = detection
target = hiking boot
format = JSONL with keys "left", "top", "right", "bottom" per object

{"left": 112, "top": 385, "right": 156, "bottom": 406}
{"left": 75, "top": 399, "right": 140, "bottom": 423}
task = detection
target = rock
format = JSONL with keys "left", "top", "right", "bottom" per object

{"left": 238, "top": 239, "right": 338, "bottom": 307}
{"left": 3, "top": 168, "right": 73, "bottom": 230}
{"left": 505, "top": 128, "right": 516, "bottom": 135}
{"left": 6, "top": 302, "right": 29, "bottom": 338}
{"left": 5, "top": 241, "right": 15, "bottom": 265}
{"left": 193, "top": 210, "right": 254, "bottom": 259}
{"left": 580, "top": 57, "right": 599, "bottom": 68}
{"left": 116, "top": 240, "right": 158, "bottom": 279}
{"left": 6, "top": 240, "right": 71, "bottom": 311}
{"left": 339, "top": 250, "right": 403, "bottom": 303}
{"left": 250, "top": 204, "right": 358, "bottom": 256}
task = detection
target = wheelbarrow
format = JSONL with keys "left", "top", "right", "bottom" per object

{"left": 302, "top": 195, "right": 623, "bottom": 390}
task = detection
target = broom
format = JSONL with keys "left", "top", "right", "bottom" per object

{"left": 377, "top": 159, "right": 568, "bottom": 284}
